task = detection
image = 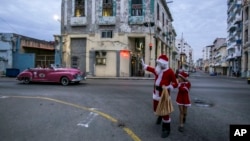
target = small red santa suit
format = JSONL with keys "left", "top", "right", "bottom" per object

{"left": 176, "top": 72, "right": 191, "bottom": 106}
{"left": 144, "top": 55, "right": 178, "bottom": 123}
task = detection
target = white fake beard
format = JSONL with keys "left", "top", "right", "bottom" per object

{"left": 155, "top": 64, "right": 162, "bottom": 75}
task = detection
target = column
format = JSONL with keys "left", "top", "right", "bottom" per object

{"left": 248, "top": 50, "right": 250, "bottom": 77}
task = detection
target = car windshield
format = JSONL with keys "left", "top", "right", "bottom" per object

{"left": 50, "top": 64, "right": 63, "bottom": 69}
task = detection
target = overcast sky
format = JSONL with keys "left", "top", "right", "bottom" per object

{"left": 168, "top": 0, "right": 227, "bottom": 60}
{"left": 0, "top": 0, "right": 227, "bottom": 61}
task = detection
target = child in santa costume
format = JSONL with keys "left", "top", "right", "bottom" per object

{"left": 176, "top": 71, "right": 191, "bottom": 132}
{"left": 142, "top": 54, "right": 178, "bottom": 138}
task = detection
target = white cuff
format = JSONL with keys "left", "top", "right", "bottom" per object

{"left": 164, "top": 85, "right": 173, "bottom": 92}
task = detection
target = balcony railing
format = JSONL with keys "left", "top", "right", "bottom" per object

{"left": 156, "top": 20, "right": 163, "bottom": 30}
{"left": 128, "top": 16, "right": 144, "bottom": 25}
{"left": 70, "top": 17, "right": 87, "bottom": 26}
{"left": 234, "top": 13, "right": 242, "bottom": 24}
{"left": 214, "top": 53, "right": 221, "bottom": 58}
{"left": 227, "top": 42, "right": 236, "bottom": 50}
{"left": 97, "top": 16, "right": 116, "bottom": 25}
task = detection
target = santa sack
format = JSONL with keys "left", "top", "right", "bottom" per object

{"left": 155, "top": 88, "right": 174, "bottom": 116}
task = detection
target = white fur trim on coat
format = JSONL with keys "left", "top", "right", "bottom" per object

{"left": 157, "top": 58, "right": 168, "bottom": 65}
{"left": 153, "top": 92, "right": 160, "bottom": 101}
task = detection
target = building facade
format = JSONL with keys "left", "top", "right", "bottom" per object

{"left": 212, "top": 38, "right": 228, "bottom": 75}
{"left": 0, "top": 33, "right": 55, "bottom": 76}
{"left": 175, "top": 36, "right": 194, "bottom": 72}
{"left": 242, "top": 0, "right": 250, "bottom": 78}
{"left": 227, "top": 0, "right": 243, "bottom": 77}
{"left": 60, "top": 0, "right": 176, "bottom": 77}
{"left": 202, "top": 45, "right": 212, "bottom": 72}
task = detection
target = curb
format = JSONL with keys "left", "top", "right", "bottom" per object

{"left": 86, "top": 76, "right": 154, "bottom": 80}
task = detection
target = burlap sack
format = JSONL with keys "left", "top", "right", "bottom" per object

{"left": 155, "top": 88, "right": 174, "bottom": 116}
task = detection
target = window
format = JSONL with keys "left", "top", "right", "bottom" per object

{"left": 95, "top": 51, "right": 107, "bottom": 65}
{"left": 103, "top": 0, "right": 113, "bottom": 16}
{"left": 157, "top": 3, "right": 160, "bottom": 20}
{"left": 162, "top": 13, "right": 164, "bottom": 26}
{"left": 101, "top": 30, "right": 113, "bottom": 38}
{"left": 75, "top": 0, "right": 85, "bottom": 17}
{"left": 71, "top": 56, "right": 78, "bottom": 68}
{"left": 245, "top": 7, "right": 249, "bottom": 21}
{"left": 244, "top": 29, "right": 248, "bottom": 43}
{"left": 131, "top": 0, "right": 142, "bottom": 16}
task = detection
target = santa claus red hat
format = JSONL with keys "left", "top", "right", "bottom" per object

{"left": 156, "top": 55, "right": 168, "bottom": 65}
{"left": 178, "top": 71, "right": 189, "bottom": 80}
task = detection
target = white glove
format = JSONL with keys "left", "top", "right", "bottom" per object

{"left": 163, "top": 85, "right": 174, "bottom": 92}
{"left": 141, "top": 59, "right": 145, "bottom": 65}
{"left": 141, "top": 59, "right": 147, "bottom": 69}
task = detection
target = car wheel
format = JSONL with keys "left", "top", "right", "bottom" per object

{"left": 22, "top": 77, "right": 30, "bottom": 84}
{"left": 61, "top": 77, "right": 69, "bottom": 86}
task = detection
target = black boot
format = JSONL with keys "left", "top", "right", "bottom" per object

{"left": 156, "top": 116, "right": 162, "bottom": 125}
{"left": 161, "top": 123, "right": 170, "bottom": 138}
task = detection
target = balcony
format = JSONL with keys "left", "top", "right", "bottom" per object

{"left": 97, "top": 16, "right": 116, "bottom": 25}
{"left": 226, "top": 53, "right": 235, "bottom": 60}
{"left": 214, "top": 53, "right": 221, "bottom": 58}
{"left": 172, "top": 47, "right": 179, "bottom": 55}
{"left": 235, "top": 48, "right": 241, "bottom": 57}
{"left": 227, "top": 2, "right": 234, "bottom": 13}
{"left": 227, "top": 42, "right": 236, "bottom": 50}
{"left": 156, "top": 20, "right": 163, "bottom": 31}
{"left": 128, "top": 16, "right": 144, "bottom": 25}
{"left": 70, "top": 17, "right": 87, "bottom": 26}
{"left": 234, "top": 13, "right": 242, "bottom": 24}
{"left": 227, "top": 23, "right": 237, "bottom": 31}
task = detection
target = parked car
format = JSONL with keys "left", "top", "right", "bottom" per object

{"left": 210, "top": 72, "right": 217, "bottom": 76}
{"left": 16, "top": 65, "right": 86, "bottom": 86}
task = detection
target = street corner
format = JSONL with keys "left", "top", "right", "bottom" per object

{"left": 0, "top": 95, "right": 141, "bottom": 141}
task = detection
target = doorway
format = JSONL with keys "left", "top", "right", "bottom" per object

{"left": 130, "top": 38, "right": 145, "bottom": 76}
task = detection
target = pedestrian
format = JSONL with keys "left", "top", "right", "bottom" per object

{"left": 176, "top": 71, "right": 191, "bottom": 132}
{"left": 142, "top": 54, "right": 178, "bottom": 138}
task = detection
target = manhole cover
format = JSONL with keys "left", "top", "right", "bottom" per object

{"left": 193, "top": 98, "right": 213, "bottom": 107}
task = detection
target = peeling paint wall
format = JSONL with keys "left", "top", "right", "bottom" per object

{"left": 61, "top": 0, "right": 176, "bottom": 76}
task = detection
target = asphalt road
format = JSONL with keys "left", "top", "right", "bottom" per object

{"left": 0, "top": 72, "right": 250, "bottom": 141}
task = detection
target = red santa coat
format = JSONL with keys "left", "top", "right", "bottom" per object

{"left": 176, "top": 82, "right": 191, "bottom": 106}
{"left": 146, "top": 66, "right": 178, "bottom": 101}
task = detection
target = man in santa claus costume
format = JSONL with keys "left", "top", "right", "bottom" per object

{"left": 142, "top": 54, "right": 178, "bottom": 138}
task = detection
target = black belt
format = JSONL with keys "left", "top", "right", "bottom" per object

{"left": 155, "top": 86, "right": 163, "bottom": 91}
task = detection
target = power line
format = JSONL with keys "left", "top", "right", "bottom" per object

{"left": 0, "top": 17, "right": 19, "bottom": 34}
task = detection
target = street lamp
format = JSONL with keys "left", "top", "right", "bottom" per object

{"left": 53, "top": 15, "right": 62, "bottom": 66}
{"left": 166, "top": 1, "right": 173, "bottom": 4}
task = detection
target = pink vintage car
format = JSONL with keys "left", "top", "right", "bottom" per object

{"left": 16, "top": 65, "right": 86, "bottom": 86}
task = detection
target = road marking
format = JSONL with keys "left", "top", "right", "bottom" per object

{"left": 77, "top": 112, "right": 98, "bottom": 128}
{"left": 2, "top": 95, "right": 141, "bottom": 141}
{"left": 0, "top": 96, "right": 9, "bottom": 98}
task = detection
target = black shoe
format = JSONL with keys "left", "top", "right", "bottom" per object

{"left": 178, "top": 126, "right": 184, "bottom": 132}
{"left": 161, "top": 123, "right": 170, "bottom": 138}
{"left": 161, "top": 130, "right": 170, "bottom": 138}
{"left": 156, "top": 116, "right": 162, "bottom": 125}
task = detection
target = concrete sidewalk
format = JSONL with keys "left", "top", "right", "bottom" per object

{"left": 0, "top": 75, "right": 155, "bottom": 81}
{"left": 86, "top": 75, "right": 154, "bottom": 80}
